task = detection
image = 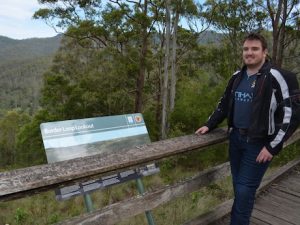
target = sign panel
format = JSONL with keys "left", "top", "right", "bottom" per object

{"left": 40, "top": 113, "right": 159, "bottom": 200}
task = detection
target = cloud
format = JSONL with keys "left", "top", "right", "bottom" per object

{"left": 0, "top": 0, "right": 58, "bottom": 39}
{"left": 0, "top": 17, "right": 57, "bottom": 40}
{"left": 0, "top": 0, "right": 39, "bottom": 20}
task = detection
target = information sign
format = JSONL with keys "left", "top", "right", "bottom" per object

{"left": 40, "top": 113, "right": 159, "bottom": 200}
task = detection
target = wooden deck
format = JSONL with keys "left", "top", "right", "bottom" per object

{"left": 211, "top": 165, "right": 300, "bottom": 225}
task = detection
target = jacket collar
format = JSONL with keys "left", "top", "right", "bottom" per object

{"left": 240, "top": 60, "right": 272, "bottom": 76}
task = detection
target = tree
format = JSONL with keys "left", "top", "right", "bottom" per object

{"left": 160, "top": 0, "right": 200, "bottom": 139}
{"left": 256, "top": 0, "right": 300, "bottom": 67}
{"left": 202, "top": 0, "right": 267, "bottom": 68}
{"left": 40, "top": 37, "right": 136, "bottom": 119}
{"left": 34, "top": 0, "right": 162, "bottom": 113}
{"left": 161, "top": 0, "right": 171, "bottom": 139}
{"left": 16, "top": 110, "right": 51, "bottom": 167}
{"left": 0, "top": 110, "right": 30, "bottom": 167}
{"left": 170, "top": 0, "right": 199, "bottom": 113}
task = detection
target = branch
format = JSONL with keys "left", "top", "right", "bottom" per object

{"left": 126, "top": 0, "right": 141, "bottom": 7}
{"left": 146, "top": 1, "right": 162, "bottom": 39}
{"left": 109, "top": 0, "right": 138, "bottom": 23}
{"left": 266, "top": 0, "right": 276, "bottom": 26}
{"left": 68, "top": 0, "right": 81, "bottom": 23}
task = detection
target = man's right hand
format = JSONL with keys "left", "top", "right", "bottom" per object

{"left": 195, "top": 126, "right": 209, "bottom": 135}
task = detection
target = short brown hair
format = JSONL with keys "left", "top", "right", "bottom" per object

{"left": 243, "top": 33, "right": 268, "bottom": 50}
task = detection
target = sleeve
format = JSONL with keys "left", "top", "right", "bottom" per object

{"left": 265, "top": 69, "right": 299, "bottom": 155}
{"left": 205, "top": 73, "right": 237, "bottom": 130}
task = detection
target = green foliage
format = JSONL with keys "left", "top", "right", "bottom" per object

{"left": 16, "top": 110, "right": 50, "bottom": 167}
{"left": 270, "top": 140, "right": 300, "bottom": 167}
{"left": 0, "top": 35, "right": 61, "bottom": 66}
{"left": 14, "top": 208, "right": 28, "bottom": 225}
{"left": 169, "top": 78, "right": 217, "bottom": 134}
{"left": 0, "top": 35, "right": 61, "bottom": 113}
{"left": 0, "top": 110, "right": 31, "bottom": 168}
{"left": 49, "top": 214, "right": 60, "bottom": 224}
{"left": 202, "top": 0, "right": 268, "bottom": 67}
{"left": 159, "top": 143, "right": 228, "bottom": 185}
{"left": 40, "top": 37, "right": 136, "bottom": 119}
{"left": 203, "top": 0, "right": 267, "bottom": 32}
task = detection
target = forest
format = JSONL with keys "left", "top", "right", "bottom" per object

{"left": 0, "top": 0, "right": 300, "bottom": 224}
{"left": 0, "top": 35, "right": 61, "bottom": 114}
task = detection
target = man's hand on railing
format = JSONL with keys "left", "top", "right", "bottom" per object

{"left": 195, "top": 126, "right": 209, "bottom": 135}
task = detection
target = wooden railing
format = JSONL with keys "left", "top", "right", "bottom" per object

{"left": 0, "top": 128, "right": 299, "bottom": 225}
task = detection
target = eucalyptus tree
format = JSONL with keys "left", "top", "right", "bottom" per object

{"left": 160, "top": 0, "right": 201, "bottom": 139}
{"left": 255, "top": 0, "right": 300, "bottom": 67}
{"left": 202, "top": 0, "right": 267, "bottom": 69}
{"left": 161, "top": 0, "right": 171, "bottom": 139}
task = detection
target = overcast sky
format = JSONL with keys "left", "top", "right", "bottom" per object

{"left": 0, "top": 0, "right": 59, "bottom": 39}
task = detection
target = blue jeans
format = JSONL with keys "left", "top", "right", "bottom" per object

{"left": 229, "top": 129, "right": 271, "bottom": 225}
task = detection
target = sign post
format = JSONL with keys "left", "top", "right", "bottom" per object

{"left": 83, "top": 194, "right": 94, "bottom": 212}
{"left": 136, "top": 178, "right": 155, "bottom": 225}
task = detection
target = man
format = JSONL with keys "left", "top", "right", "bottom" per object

{"left": 195, "top": 33, "right": 299, "bottom": 225}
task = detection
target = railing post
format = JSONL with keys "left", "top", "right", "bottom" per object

{"left": 83, "top": 193, "right": 94, "bottom": 212}
{"left": 136, "top": 178, "right": 156, "bottom": 225}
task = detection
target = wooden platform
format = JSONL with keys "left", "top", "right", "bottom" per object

{"left": 211, "top": 165, "right": 300, "bottom": 225}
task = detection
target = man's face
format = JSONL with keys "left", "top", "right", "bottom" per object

{"left": 242, "top": 39, "right": 267, "bottom": 68}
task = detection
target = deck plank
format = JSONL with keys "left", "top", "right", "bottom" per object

{"left": 275, "top": 180, "right": 300, "bottom": 192}
{"left": 273, "top": 185, "right": 300, "bottom": 198}
{"left": 254, "top": 196, "right": 300, "bottom": 223}
{"left": 268, "top": 188, "right": 300, "bottom": 204}
{"left": 251, "top": 208, "right": 293, "bottom": 225}
{"left": 261, "top": 191, "right": 300, "bottom": 208}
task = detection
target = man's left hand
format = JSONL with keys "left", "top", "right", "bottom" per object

{"left": 256, "top": 147, "right": 273, "bottom": 163}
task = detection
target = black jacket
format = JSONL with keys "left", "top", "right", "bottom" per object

{"left": 205, "top": 61, "right": 299, "bottom": 155}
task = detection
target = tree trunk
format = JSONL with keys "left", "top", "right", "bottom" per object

{"left": 263, "top": 0, "right": 298, "bottom": 67}
{"left": 170, "top": 10, "right": 179, "bottom": 113}
{"left": 267, "top": 0, "right": 283, "bottom": 67}
{"left": 155, "top": 30, "right": 165, "bottom": 141}
{"left": 277, "top": 0, "right": 288, "bottom": 68}
{"left": 135, "top": 0, "right": 148, "bottom": 113}
{"left": 161, "top": 0, "right": 171, "bottom": 139}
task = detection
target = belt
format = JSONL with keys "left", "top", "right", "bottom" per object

{"left": 234, "top": 128, "right": 248, "bottom": 135}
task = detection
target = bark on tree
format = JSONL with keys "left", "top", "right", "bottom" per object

{"left": 266, "top": 0, "right": 298, "bottom": 67}
{"left": 161, "top": 0, "right": 171, "bottom": 139}
{"left": 170, "top": 10, "right": 179, "bottom": 113}
{"left": 135, "top": 0, "right": 148, "bottom": 113}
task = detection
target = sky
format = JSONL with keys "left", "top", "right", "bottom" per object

{"left": 0, "top": 0, "right": 59, "bottom": 40}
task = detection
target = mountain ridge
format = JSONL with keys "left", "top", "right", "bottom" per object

{"left": 0, "top": 34, "right": 62, "bottom": 66}
{"left": 0, "top": 35, "right": 62, "bottom": 114}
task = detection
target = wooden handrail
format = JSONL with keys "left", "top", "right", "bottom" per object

{"left": 0, "top": 128, "right": 228, "bottom": 202}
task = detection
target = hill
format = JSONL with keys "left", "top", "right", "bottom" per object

{"left": 198, "top": 30, "right": 223, "bottom": 44}
{"left": 0, "top": 35, "right": 62, "bottom": 114}
{"left": 0, "top": 35, "right": 61, "bottom": 66}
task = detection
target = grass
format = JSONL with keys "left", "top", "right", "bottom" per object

{"left": 0, "top": 141, "right": 299, "bottom": 225}
{"left": 117, "top": 176, "right": 233, "bottom": 225}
